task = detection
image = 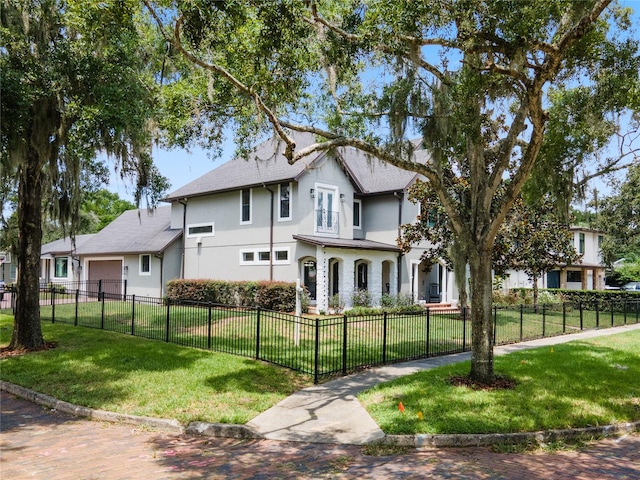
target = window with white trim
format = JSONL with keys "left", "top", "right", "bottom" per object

{"left": 187, "top": 223, "right": 214, "bottom": 237}
{"left": 139, "top": 254, "right": 151, "bottom": 275}
{"left": 353, "top": 199, "right": 362, "bottom": 229}
{"left": 54, "top": 257, "right": 68, "bottom": 278}
{"left": 240, "top": 188, "right": 252, "bottom": 224}
{"left": 278, "top": 182, "right": 291, "bottom": 221}
{"left": 240, "top": 248, "right": 290, "bottom": 265}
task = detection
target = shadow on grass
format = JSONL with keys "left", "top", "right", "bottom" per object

{"left": 366, "top": 339, "right": 640, "bottom": 435}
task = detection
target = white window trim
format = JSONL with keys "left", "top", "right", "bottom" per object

{"left": 353, "top": 199, "right": 362, "bottom": 229}
{"left": 54, "top": 256, "right": 69, "bottom": 278}
{"left": 240, "top": 188, "right": 252, "bottom": 225}
{"left": 187, "top": 222, "right": 215, "bottom": 238}
{"left": 313, "top": 182, "right": 339, "bottom": 236}
{"left": 239, "top": 247, "right": 291, "bottom": 265}
{"left": 139, "top": 254, "right": 151, "bottom": 276}
{"left": 278, "top": 182, "right": 292, "bottom": 222}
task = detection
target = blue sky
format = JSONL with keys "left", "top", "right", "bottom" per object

{"left": 109, "top": 1, "right": 640, "bottom": 204}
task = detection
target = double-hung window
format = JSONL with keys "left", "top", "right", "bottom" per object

{"left": 139, "top": 254, "right": 151, "bottom": 275}
{"left": 353, "top": 199, "right": 362, "bottom": 229}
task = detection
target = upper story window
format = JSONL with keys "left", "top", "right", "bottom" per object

{"left": 139, "top": 254, "right": 151, "bottom": 275}
{"left": 54, "top": 257, "right": 68, "bottom": 278}
{"left": 315, "top": 185, "right": 339, "bottom": 235}
{"left": 578, "top": 233, "right": 585, "bottom": 254}
{"left": 353, "top": 199, "right": 362, "bottom": 229}
{"left": 240, "top": 188, "right": 252, "bottom": 224}
{"left": 239, "top": 247, "right": 290, "bottom": 265}
{"left": 187, "top": 223, "right": 214, "bottom": 238}
{"left": 278, "top": 182, "right": 291, "bottom": 221}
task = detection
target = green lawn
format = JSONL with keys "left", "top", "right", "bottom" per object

{"left": 358, "top": 329, "right": 640, "bottom": 435}
{"left": 0, "top": 314, "right": 311, "bottom": 424}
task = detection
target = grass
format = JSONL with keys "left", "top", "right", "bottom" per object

{"left": 0, "top": 314, "right": 312, "bottom": 424}
{"left": 358, "top": 329, "right": 640, "bottom": 435}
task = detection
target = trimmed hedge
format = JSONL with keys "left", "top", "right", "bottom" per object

{"left": 509, "top": 287, "right": 640, "bottom": 310}
{"left": 166, "top": 279, "right": 302, "bottom": 312}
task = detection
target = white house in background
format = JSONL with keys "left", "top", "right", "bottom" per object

{"left": 503, "top": 226, "right": 606, "bottom": 291}
{"left": 163, "top": 132, "right": 460, "bottom": 312}
{"left": 0, "top": 251, "right": 17, "bottom": 284}
{"left": 40, "top": 207, "right": 183, "bottom": 298}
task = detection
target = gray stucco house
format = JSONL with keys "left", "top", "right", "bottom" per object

{"left": 40, "top": 207, "right": 182, "bottom": 298}
{"left": 163, "top": 132, "right": 459, "bottom": 312}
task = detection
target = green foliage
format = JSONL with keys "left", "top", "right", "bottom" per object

{"left": 0, "top": 315, "right": 311, "bottom": 424}
{"left": 596, "top": 163, "right": 640, "bottom": 265}
{"left": 166, "top": 279, "right": 301, "bottom": 312}
{"left": 359, "top": 330, "right": 640, "bottom": 435}
{"left": 351, "top": 289, "right": 372, "bottom": 308}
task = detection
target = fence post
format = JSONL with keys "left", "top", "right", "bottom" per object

{"left": 124, "top": 279, "right": 128, "bottom": 299}
{"left": 98, "top": 279, "right": 103, "bottom": 298}
{"left": 493, "top": 306, "right": 497, "bottom": 345}
{"left": 462, "top": 307, "right": 467, "bottom": 351}
{"left": 562, "top": 302, "right": 567, "bottom": 333}
{"left": 165, "top": 298, "right": 170, "bottom": 342}
{"left": 314, "top": 318, "right": 320, "bottom": 385}
{"left": 51, "top": 286, "right": 56, "bottom": 323}
{"left": 207, "top": 304, "right": 212, "bottom": 350}
{"left": 342, "top": 315, "right": 348, "bottom": 376}
{"left": 100, "top": 291, "right": 105, "bottom": 330}
{"left": 579, "top": 301, "right": 584, "bottom": 330}
{"left": 611, "top": 300, "right": 615, "bottom": 327}
{"left": 426, "top": 307, "right": 430, "bottom": 357}
{"left": 382, "top": 312, "right": 388, "bottom": 364}
{"left": 542, "top": 303, "right": 546, "bottom": 337}
{"left": 519, "top": 304, "right": 524, "bottom": 342}
{"left": 595, "top": 299, "right": 600, "bottom": 329}
{"left": 131, "top": 295, "right": 136, "bottom": 336}
{"left": 75, "top": 289, "right": 79, "bottom": 326}
{"left": 255, "top": 307, "right": 261, "bottom": 359}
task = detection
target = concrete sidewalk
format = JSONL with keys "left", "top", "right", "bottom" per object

{"left": 246, "top": 323, "right": 640, "bottom": 445}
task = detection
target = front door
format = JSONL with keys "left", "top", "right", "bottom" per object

{"left": 303, "top": 261, "right": 317, "bottom": 300}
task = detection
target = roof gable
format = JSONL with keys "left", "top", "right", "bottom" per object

{"left": 75, "top": 207, "right": 181, "bottom": 256}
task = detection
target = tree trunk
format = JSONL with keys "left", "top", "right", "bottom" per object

{"left": 532, "top": 275, "right": 539, "bottom": 313}
{"left": 9, "top": 150, "right": 45, "bottom": 349}
{"left": 468, "top": 245, "right": 495, "bottom": 384}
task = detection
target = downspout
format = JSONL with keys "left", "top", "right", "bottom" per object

{"left": 394, "top": 191, "right": 404, "bottom": 295}
{"left": 178, "top": 199, "right": 188, "bottom": 279}
{"left": 263, "top": 184, "right": 275, "bottom": 281}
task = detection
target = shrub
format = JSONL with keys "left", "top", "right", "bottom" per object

{"left": 329, "top": 293, "right": 345, "bottom": 313}
{"left": 166, "top": 279, "right": 300, "bottom": 312}
{"left": 351, "top": 289, "right": 372, "bottom": 308}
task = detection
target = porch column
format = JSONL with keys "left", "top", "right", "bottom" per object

{"left": 389, "top": 260, "right": 398, "bottom": 301}
{"left": 316, "top": 246, "right": 328, "bottom": 313}
{"left": 441, "top": 267, "right": 449, "bottom": 303}
{"left": 581, "top": 267, "right": 588, "bottom": 290}
{"left": 370, "top": 259, "right": 382, "bottom": 307}
{"left": 560, "top": 268, "right": 567, "bottom": 289}
{"left": 343, "top": 255, "right": 356, "bottom": 309}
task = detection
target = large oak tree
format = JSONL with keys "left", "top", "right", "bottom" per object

{"left": 145, "top": 0, "right": 639, "bottom": 383}
{"left": 1, "top": 0, "right": 163, "bottom": 349}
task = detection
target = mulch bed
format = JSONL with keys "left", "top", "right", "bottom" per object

{"left": 0, "top": 342, "right": 57, "bottom": 359}
{"left": 448, "top": 374, "right": 517, "bottom": 391}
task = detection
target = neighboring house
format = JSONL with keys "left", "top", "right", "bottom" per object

{"left": 164, "top": 132, "right": 460, "bottom": 312}
{"left": 504, "top": 227, "right": 606, "bottom": 291}
{"left": 0, "top": 251, "right": 17, "bottom": 284}
{"left": 40, "top": 234, "right": 95, "bottom": 284}
{"left": 40, "top": 207, "right": 182, "bottom": 298}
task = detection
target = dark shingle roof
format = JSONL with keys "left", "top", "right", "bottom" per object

{"left": 41, "top": 234, "right": 96, "bottom": 256}
{"left": 164, "top": 132, "right": 429, "bottom": 200}
{"left": 164, "top": 132, "right": 323, "bottom": 201}
{"left": 75, "top": 207, "right": 181, "bottom": 256}
{"left": 293, "top": 234, "right": 400, "bottom": 252}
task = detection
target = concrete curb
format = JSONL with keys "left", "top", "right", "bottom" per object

{"left": 3, "top": 381, "right": 638, "bottom": 447}
{"left": 1, "top": 381, "right": 185, "bottom": 434}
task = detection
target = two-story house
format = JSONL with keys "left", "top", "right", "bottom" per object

{"left": 163, "top": 132, "right": 460, "bottom": 312}
{"left": 503, "top": 226, "right": 606, "bottom": 291}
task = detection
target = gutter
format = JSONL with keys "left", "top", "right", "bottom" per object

{"left": 263, "top": 184, "right": 275, "bottom": 281}
{"left": 394, "top": 191, "right": 404, "bottom": 295}
{"left": 178, "top": 198, "right": 188, "bottom": 279}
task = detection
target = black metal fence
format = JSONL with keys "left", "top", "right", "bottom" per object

{"left": 1, "top": 287, "right": 639, "bottom": 383}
